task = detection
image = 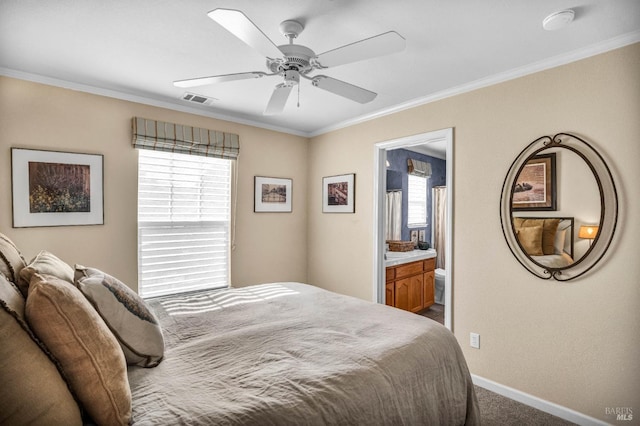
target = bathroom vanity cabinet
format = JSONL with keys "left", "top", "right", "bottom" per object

{"left": 386, "top": 257, "right": 435, "bottom": 313}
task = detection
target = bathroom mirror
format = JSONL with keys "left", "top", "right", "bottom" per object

{"left": 500, "top": 133, "right": 618, "bottom": 281}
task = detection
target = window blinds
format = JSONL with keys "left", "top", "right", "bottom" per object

{"left": 407, "top": 174, "right": 427, "bottom": 227}
{"left": 132, "top": 117, "right": 239, "bottom": 160}
{"left": 137, "top": 150, "right": 231, "bottom": 298}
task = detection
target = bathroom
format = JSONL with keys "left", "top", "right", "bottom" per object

{"left": 385, "top": 145, "right": 447, "bottom": 323}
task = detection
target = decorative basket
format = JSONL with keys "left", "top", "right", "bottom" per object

{"left": 386, "top": 240, "right": 415, "bottom": 252}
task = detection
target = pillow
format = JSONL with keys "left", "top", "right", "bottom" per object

{"left": 75, "top": 265, "right": 164, "bottom": 367}
{"left": 25, "top": 273, "right": 132, "bottom": 426}
{"left": 516, "top": 225, "right": 544, "bottom": 256}
{"left": 554, "top": 228, "right": 567, "bottom": 255}
{"left": 0, "top": 273, "right": 82, "bottom": 426}
{"left": 19, "top": 250, "right": 74, "bottom": 296}
{"left": 0, "top": 232, "right": 27, "bottom": 286}
{"left": 513, "top": 218, "right": 560, "bottom": 255}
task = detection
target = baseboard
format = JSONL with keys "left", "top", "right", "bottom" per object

{"left": 471, "top": 374, "right": 610, "bottom": 426}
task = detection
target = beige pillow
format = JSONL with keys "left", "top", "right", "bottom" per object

{"left": 513, "top": 218, "right": 560, "bottom": 255}
{"left": 0, "top": 232, "right": 27, "bottom": 290}
{"left": 75, "top": 265, "right": 164, "bottom": 367}
{"left": 26, "top": 273, "right": 132, "bottom": 426}
{"left": 516, "top": 225, "right": 544, "bottom": 256}
{"left": 0, "top": 273, "right": 82, "bottom": 426}
{"left": 19, "top": 250, "right": 74, "bottom": 296}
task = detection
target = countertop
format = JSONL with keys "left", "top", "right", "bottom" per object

{"left": 384, "top": 248, "right": 436, "bottom": 267}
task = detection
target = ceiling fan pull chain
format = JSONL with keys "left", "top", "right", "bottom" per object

{"left": 297, "top": 84, "right": 300, "bottom": 108}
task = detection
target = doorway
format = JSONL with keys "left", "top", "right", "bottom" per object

{"left": 372, "top": 128, "right": 454, "bottom": 330}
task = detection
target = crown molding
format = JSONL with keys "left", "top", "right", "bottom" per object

{"left": 0, "top": 67, "right": 311, "bottom": 138}
{"left": 308, "top": 31, "right": 640, "bottom": 137}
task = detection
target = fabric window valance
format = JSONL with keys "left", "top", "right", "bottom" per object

{"left": 407, "top": 158, "right": 432, "bottom": 177}
{"left": 132, "top": 117, "right": 239, "bottom": 160}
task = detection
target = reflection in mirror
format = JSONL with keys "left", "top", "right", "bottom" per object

{"left": 500, "top": 133, "right": 618, "bottom": 281}
{"left": 512, "top": 148, "right": 601, "bottom": 264}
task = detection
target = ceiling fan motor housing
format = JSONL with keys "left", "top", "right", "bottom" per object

{"left": 269, "top": 44, "right": 316, "bottom": 74}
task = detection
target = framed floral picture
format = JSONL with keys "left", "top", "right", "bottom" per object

{"left": 322, "top": 173, "right": 355, "bottom": 213}
{"left": 254, "top": 176, "right": 292, "bottom": 213}
{"left": 11, "top": 148, "right": 104, "bottom": 227}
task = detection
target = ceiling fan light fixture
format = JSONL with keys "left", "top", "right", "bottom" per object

{"left": 542, "top": 9, "right": 575, "bottom": 31}
{"left": 283, "top": 69, "right": 300, "bottom": 85}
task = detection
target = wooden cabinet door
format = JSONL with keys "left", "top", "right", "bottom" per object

{"left": 394, "top": 279, "right": 410, "bottom": 311}
{"left": 423, "top": 270, "right": 435, "bottom": 309}
{"left": 385, "top": 282, "right": 394, "bottom": 306}
{"left": 407, "top": 274, "right": 424, "bottom": 313}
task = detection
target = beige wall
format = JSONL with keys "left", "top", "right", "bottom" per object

{"left": 307, "top": 43, "right": 640, "bottom": 421}
{"left": 0, "top": 77, "right": 309, "bottom": 291}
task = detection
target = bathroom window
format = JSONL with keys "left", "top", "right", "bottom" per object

{"left": 407, "top": 174, "right": 427, "bottom": 227}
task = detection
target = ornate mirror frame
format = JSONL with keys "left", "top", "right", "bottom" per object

{"left": 500, "top": 133, "right": 618, "bottom": 281}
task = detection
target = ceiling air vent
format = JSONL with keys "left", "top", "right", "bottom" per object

{"left": 181, "top": 92, "right": 215, "bottom": 105}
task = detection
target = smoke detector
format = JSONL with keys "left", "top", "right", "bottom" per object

{"left": 542, "top": 10, "right": 575, "bottom": 31}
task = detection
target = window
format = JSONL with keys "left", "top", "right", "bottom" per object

{"left": 137, "top": 149, "right": 231, "bottom": 298}
{"left": 407, "top": 174, "right": 427, "bottom": 227}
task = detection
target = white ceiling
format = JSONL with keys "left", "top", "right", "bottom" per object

{"left": 1, "top": 1, "right": 639, "bottom": 137}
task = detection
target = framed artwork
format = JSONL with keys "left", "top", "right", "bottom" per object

{"left": 254, "top": 176, "right": 292, "bottom": 213}
{"left": 11, "top": 148, "right": 104, "bottom": 227}
{"left": 512, "top": 153, "right": 557, "bottom": 211}
{"left": 410, "top": 230, "right": 418, "bottom": 246}
{"left": 322, "top": 173, "right": 355, "bottom": 213}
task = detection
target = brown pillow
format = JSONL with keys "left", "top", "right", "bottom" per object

{"left": 513, "top": 218, "right": 560, "bottom": 255}
{"left": 0, "top": 273, "right": 82, "bottom": 425}
{"left": 75, "top": 265, "right": 164, "bottom": 367}
{"left": 19, "top": 250, "right": 74, "bottom": 296}
{"left": 25, "top": 273, "right": 132, "bottom": 426}
{"left": 516, "top": 225, "right": 544, "bottom": 256}
{"left": 0, "top": 232, "right": 27, "bottom": 289}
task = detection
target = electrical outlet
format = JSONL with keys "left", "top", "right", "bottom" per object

{"left": 470, "top": 332, "right": 480, "bottom": 349}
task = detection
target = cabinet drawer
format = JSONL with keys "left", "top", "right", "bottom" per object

{"left": 395, "top": 260, "right": 424, "bottom": 278}
{"left": 423, "top": 258, "right": 436, "bottom": 272}
{"left": 386, "top": 267, "right": 395, "bottom": 282}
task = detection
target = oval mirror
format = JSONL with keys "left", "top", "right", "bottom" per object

{"left": 500, "top": 133, "right": 618, "bottom": 281}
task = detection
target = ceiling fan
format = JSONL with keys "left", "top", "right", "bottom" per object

{"left": 174, "top": 8, "right": 406, "bottom": 115}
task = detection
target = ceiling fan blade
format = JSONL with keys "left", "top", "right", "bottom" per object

{"left": 264, "top": 83, "right": 293, "bottom": 115}
{"left": 312, "top": 76, "right": 377, "bottom": 104}
{"left": 174, "top": 72, "right": 266, "bottom": 88}
{"left": 315, "top": 31, "right": 405, "bottom": 68}
{"left": 208, "top": 9, "right": 283, "bottom": 59}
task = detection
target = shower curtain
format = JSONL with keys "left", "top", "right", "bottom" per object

{"left": 432, "top": 186, "right": 447, "bottom": 269}
{"left": 386, "top": 191, "right": 402, "bottom": 241}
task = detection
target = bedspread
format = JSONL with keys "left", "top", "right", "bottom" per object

{"left": 128, "top": 282, "right": 479, "bottom": 425}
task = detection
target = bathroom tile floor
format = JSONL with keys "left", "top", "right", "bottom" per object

{"left": 419, "top": 303, "right": 444, "bottom": 325}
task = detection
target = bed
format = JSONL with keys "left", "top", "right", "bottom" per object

{"left": 129, "top": 282, "right": 480, "bottom": 425}
{"left": 1, "top": 233, "right": 479, "bottom": 425}
{"left": 514, "top": 217, "right": 575, "bottom": 269}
